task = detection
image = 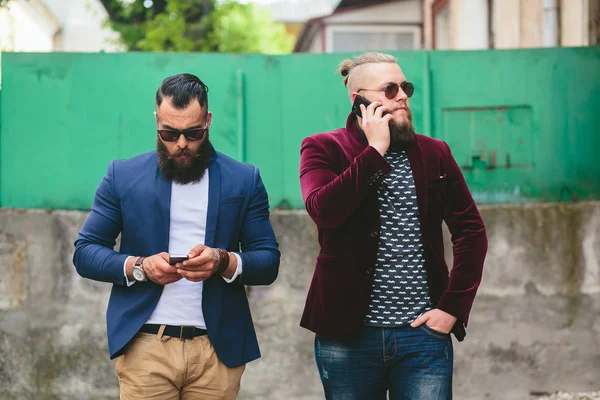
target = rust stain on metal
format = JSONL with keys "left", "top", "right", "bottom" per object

{"left": 489, "top": 150, "right": 497, "bottom": 169}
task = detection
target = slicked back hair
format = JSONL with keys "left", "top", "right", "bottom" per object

{"left": 156, "top": 73, "right": 209, "bottom": 110}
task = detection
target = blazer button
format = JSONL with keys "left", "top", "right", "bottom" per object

{"left": 371, "top": 231, "right": 378, "bottom": 237}
{"left": 366, "top": 268, "right": 374, "bottom": 275}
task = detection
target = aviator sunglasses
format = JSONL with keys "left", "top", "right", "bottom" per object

{"left": 358, "top": 81, "right": 414, "bottom": 99}
{"left": 154, "top": 112, "right": 208, "bottom": 142}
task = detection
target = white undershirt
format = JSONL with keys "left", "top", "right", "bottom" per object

{"left": 124, "top": 169, "right": 242, "bottom": 328}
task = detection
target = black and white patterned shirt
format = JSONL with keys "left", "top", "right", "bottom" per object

{"left": 365, "top": 149, "right": 432, "bottom": 327}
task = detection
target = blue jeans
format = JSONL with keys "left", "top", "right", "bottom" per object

{"left": 314, "top": 325, "right": 453, "bottom": 400}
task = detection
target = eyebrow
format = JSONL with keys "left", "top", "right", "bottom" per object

{"left": 380, "top": 80, "right": 407, "bottom": 87}
{"left": 160, "top": 123, "right": 206, "bottom": 130}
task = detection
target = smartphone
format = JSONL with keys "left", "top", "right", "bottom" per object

{"left": 169, "top": 254, "right": 189, "bottom": 265}
{"left": 351, "top": 95, "right": 388, "bottom": 118}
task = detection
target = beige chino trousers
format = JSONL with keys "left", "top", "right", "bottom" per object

{"left": 115, "top": 327, "right": 245, "bottom": 400}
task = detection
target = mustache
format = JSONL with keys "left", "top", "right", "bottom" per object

{"left": 169, "top": 147, "right": 197, "bottom": 158}
{"left": 389, "top": 104, "right": 409, "bottom": 112}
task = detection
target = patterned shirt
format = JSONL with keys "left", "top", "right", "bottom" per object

{"left": 365, "top": 149, "right": 432, "bottom": 327}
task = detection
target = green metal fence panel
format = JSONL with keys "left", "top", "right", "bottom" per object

{"left": 428, "top": 47, "right": 600, "bottom": 203}
{"left": 0, "top": 52, "right": 285, "bottom": 209}
{"left": 1, "top": 47, "right": 599, "bottom": 210}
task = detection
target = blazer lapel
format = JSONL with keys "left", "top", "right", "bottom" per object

{"left": 202, "top": 148, "right": 222, "bottom": 327}
{"left": 156, "top": 164, "right": 172, "bottom": 252}
{"left": 405, "top": 139, "right": 429, "bottom": 242}
{"left": 205, "top": 148, "right": 220, "bottom": 248}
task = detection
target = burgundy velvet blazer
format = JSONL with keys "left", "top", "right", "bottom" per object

{"left": 299, "top": 113, "right": 488, "bottom": 342}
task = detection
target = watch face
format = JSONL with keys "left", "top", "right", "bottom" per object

{"left": 132, "top": 267, "right": 145, "bottom": 281}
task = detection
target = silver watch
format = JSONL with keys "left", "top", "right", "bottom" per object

{"left": 132, "top": 256, "right": 147, "bottom": 282}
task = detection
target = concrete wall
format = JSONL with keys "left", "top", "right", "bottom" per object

{"left": 0, "top": 203, "right": 599, "bottom": 400}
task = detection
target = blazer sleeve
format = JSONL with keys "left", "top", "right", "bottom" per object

{"left": 299, "top": 135, "right": 391, "bottom": 230}
{"left": 73, "top": 161, "right": 129, "bottom": 286}
{"left": 436, "top": 142, "right": 488, "bottom": 325}
{"left": 237, "top": 167, "right": 281, "bottom": 286}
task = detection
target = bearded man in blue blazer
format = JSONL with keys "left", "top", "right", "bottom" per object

{"left": 73, "top": 73, "right": 280, "bottom": 400}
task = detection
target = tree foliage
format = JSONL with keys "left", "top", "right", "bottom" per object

{"left": 100, "top": 0, "right": 294, "bottom": 54}
{"left": 202, "top": 0, "right": 294, "bottom": 53}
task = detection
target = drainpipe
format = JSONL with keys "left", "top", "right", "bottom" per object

{"left": 542, "top": 0, "right": 559, "bottom": 47}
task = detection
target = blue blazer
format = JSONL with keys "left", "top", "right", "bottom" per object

{"left": 73, "top": 148, "right": 280, "bottom": 367}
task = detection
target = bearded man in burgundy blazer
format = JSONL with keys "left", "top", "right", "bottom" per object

{"left": 299, "top": 52, "right": 488, "bottom": 400}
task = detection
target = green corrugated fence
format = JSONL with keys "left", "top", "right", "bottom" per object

{"left": 1, "top": 47, "right": 599, "bottom": 210}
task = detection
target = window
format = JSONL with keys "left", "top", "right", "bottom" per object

{"left": 326, "top": 25, "right": 421, "bottom": 53}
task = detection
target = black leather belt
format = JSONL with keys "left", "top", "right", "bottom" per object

{"left": 139, "top": 324, "right": 208, "bottom": 339}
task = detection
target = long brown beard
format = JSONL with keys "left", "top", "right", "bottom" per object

{"left": 157, "top": 135, "right": 212, "bottom": 184}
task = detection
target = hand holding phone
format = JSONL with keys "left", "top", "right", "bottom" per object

{"left": 133, "top": 252, "right": 183, "bottom": 286}
{"left": 169, "top": 254, "right": 189, "bottom": 265}
{"left": 351, "top": 95, "right": 388, "bottom": 118}
{"left": 351, "top": 95, "right": 392, "bottom": 155}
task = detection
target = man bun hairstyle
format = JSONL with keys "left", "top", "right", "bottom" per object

{"left": 338, "top": 59, "right": 353, "bottom": 86}
{"left": 338, "top": 52, "right": 398, "bottom": 87}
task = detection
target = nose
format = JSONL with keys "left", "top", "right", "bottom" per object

{"left": 395, "top": 86, "right": 408, "bottom": 102}
{"left": 176, "top": 133, "right": 188, "bottom": 149}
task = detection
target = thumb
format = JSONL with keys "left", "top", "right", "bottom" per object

{"left": 410, "top": 313, "right": 429, "bottom": 328}
{"left": 188, "top": 244, "right": 206, "bottom": 258}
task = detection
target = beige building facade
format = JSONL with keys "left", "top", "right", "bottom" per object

{"left": 425, "top": 0, "right": 599, "bottom": 50}
{"left": 0, "top": 0, "right": 121, "bottom": 52}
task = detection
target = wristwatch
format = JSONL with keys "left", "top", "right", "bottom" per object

{"left": 132, "top": 256, "right": 147, "bottom": 282}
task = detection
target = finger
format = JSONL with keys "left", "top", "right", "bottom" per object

{"left": 178, "top": 260, "right": 214, "bottom": 272}
{"left": 359, "top": 104, "right": 367, "bottom": 121}
{"left": 157, "top": 262, "right": 178, "bottom": 274}
{"left": 374, "top": 106, "right": 391, "bottom": 119}
{"left": 161, "top": 275, "right": 183, "bottom": 285}
{"left": 177, "top": 269, "right": 211, "bottom": 282}
{"left": 187, "top": 244, "right": 207, "bottom": 258}
{"left": 410, "top": 313, "right": 430, "bottom": 328}
{"left": 382, "top": 113, "right": 394, "bottom": 124}
{"left": 182, "top": 250, "right": 215, "bottom": 268}
{"left": 366, "top": 101, "right": 381, "bottom": 115}
{"left": 158, "top": 252, "right": 170, "bottom": 261}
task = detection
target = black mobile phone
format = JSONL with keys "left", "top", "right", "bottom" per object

{"left": 169, "top": 254, "right": 189, "bottom": 265}
{"left": 351, "top": 95, "right": 388, "bottom": 118}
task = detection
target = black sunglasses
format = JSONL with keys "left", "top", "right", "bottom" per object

{"left": 358, "top": 81, "right": 414, "bottom": 99}
{"left": 157, "top": 125, "right": 208, "bottom": 142}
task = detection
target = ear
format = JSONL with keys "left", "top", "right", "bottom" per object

{"left": 206, "top": 111, "right": 213, "bottom": 129}
{"left": 350, "top": 92, "right": 360, "bottom": 103}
